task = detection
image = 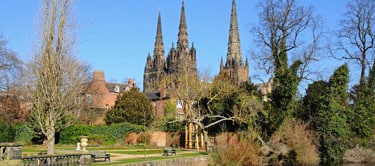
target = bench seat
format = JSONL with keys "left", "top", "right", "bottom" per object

{"left": 163, "top": 147, "right": 176, "bottom": 156}
{"left": 90, "top": 151, "right": 110, "bottom": 162}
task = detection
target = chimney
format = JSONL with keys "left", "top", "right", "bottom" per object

{"left": 93, "top": 70, "right": 105, "bottom": 81}
{"left": 159, "top": 82, "right": 166, "bottom": 100}
{"left": 128, "top": 79, "right": 133, "bottom": 88}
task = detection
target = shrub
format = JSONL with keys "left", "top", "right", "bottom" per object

{"left": 269, "top": 118, "right": 320, "bottom": 165}
{"left": 137, "top": 132, "right": 152, "bottom": 144}
{"left": 13, "top": 123, "right": 34, "bottom": 144}
{"left": 210, "top": 138, "right": 260, "bottom": 166}
{"left": 59, "top": 123, "right": 143, "bottom": 146}
{"left": 0, "top": 121, "right": 14, "bottom": 142}
{"left": 166, "top": 132, "right": 180, "bottom": 146}
{"left": 59, "top": 125, "right": 90, "bottom": 144}
{"left": 124, "top": 132, "right": 139, "bottom": 145}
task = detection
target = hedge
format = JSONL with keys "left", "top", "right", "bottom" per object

{"left": 59, "top": 123, "right": 143, "bottom": 145}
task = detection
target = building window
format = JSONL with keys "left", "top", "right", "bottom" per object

{"left": 114, "top": 85, "right": 120, "bottom": 93}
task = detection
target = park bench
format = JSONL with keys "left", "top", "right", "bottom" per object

{"left": 90, "top": 151, "right": 110, "bottom": 162}
{"left": 162, "top": 147, "right": 176, "bottom": 156}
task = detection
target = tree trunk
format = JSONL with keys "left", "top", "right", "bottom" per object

{"left": 47, "top": 127, "right": 55, "bottom": 155}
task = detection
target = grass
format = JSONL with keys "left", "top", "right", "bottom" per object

{"left": 106, "top": 149, "right": 163, "bottom": 155}
{"left": 21, "top": 145, "right": 208, "bottom": 166}
{"left": 92, "top": 151, "right": 208, "bottom": 165}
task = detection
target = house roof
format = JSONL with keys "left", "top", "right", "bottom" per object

{"left": 144, "top": 91, "right": 170, "bottom": 101}
{"left": 105, "top": 82, "right": 130, "bottom": 93}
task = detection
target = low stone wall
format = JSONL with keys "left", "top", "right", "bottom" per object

{"left": 123, "top": 155, "right": 210, "bottom": 166}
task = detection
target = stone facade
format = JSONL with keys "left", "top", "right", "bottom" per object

{"left": 143, "top": 1, "right": 197, "bottom": 93}
{"left": 81, "top": 70, "right": 136, "bottom": 124}
{"left": 219, "top": 0, "right": 249, "bottom": 85}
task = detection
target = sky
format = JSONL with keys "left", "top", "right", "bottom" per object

{"left": 0, "top": 0, "right": 352, "bottom": 91}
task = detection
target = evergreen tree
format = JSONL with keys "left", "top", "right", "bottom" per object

{"left": 350, "top": 61, "right": 375, "bottom": 138}
{"left": 269, "top": 60, "right": 302, "bottom": 135}
{"left": 317, "top": 64, "right": 352, "bottom": 163}
{"left": 105, "top": 89, "right": 153, "bottom": 126}
{"left": 298, "top": 80, "right": 327, "bottom": 126}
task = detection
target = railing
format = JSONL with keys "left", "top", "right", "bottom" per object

{"left": 22, "top": 154, "right": 91, "bottom": 166}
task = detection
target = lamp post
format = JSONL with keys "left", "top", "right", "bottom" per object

{"left": 143, "top": 109, "right": 146, "bottom": 160}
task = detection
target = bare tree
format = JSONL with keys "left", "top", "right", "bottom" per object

{"left": 252, "top": 0, "right": 323, "bottom": 81}
{"left": 252, "top": 0, "right": 324, "bottom": 135}
{"left": 0, "top": 35, "right": 22, "bottom": 91}
{"left": 335, "top": 0, "right": 375, "bottom": 83}
{"left": 28, "top": 0, "right": 89, "bottom": 155}
{"left": 166, "top": 68, "right": 262, "bottom": 149}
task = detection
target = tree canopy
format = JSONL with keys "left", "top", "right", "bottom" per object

{"left": 105, "top": 88, "right": 153, "bottom": 126}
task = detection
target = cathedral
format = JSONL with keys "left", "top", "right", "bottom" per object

{"left": 220, "top": 0, "right": 249, "bottom": 85}
{"left": 143, "top": 1, "right": 197, "bottom": 92}
{"left": 143, "top": 0, "right": 248, "bottom": 92}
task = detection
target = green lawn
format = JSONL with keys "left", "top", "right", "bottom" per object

{"left": 21, "top": 145, "right": 208, "bottom": 166}
{"left": 92, "top": 151, "right": 208, "bottom": 165}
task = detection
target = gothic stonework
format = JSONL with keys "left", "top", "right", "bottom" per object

{"left": 220, "top": 0, "right": 250, "bottom": 85}
{"left": 144, "top": 1, "right": 197, "bottom": 92}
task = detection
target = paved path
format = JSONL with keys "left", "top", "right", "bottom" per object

{"left": 109, "top": 150, "right": 198, "bottom": 161}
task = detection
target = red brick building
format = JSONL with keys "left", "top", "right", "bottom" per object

{"left": 81, "top": 70, "right": 136, "bottom": 124}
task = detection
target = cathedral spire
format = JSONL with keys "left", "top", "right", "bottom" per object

{"left": 154, "top": 11, "right": 164, "bottom": 57}
{"left": 226, "top": 0, "right": 242, "bottom": 66}
{"left": 177, "top": 0, "right": 188, "bottom": 50}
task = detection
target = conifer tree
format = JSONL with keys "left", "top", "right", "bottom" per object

{"left": 317, "top": 64, "right": 352, "bottom": 163}
{"left": 105, "top": 88, "right": 153, "bottom": 126}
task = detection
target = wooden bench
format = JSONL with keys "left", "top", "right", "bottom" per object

{"left": 163, "top": 147, "right": 176, "bottom": 156}
{"left": 90, "top": 151, "right": 110, "bottom": 162}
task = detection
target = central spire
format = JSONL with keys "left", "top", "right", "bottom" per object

{"left": 154, "top": 11, "right": 164, "bottom": 57}
{"left": 177, "top": 0, "right": 188, "bottom": 50}
{"left": 226, "top": 0, "right": 242, "bottom": 66}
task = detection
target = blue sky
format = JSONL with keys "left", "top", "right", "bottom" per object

{"left": 0, "top": 0, "right": 351, "bottom": 90}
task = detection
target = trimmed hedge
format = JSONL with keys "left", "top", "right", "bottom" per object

{"left": 0, "top": 121, "right": 14, "bottom": 142}
{"left": 59, "top": 123, "right": 143, "bottom": 145}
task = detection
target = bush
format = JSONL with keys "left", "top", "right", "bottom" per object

{"left": 137, "top": 132, "right": 152, "bottom": 144}
{"left": 59, "top": 123, "right": 143, "bottom": 146}
{"left": 59, "top": 125, "right": 90, "bottom": 144}
{"left": 0, "top": 121, "right": 14, "bottom": 142}
{"left": 269, "top": 118, "right": 320, "bottom": 165}
{"left": 13, "top": 123, "right": 34, "bottom": 144}
{"left": 210, "top": 138, "right": 260, "bottom": 166}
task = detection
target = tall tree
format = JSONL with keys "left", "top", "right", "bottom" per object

{"left": 298, "top": 80, "right": 327, "bottom": 126}
{"left": 29, "top": 0, "right": 89, "bottom": 155}
{"left": 253, "top": 0, "right": 322, "bottom": 135}
{"left": 317, "top": 64, "right": 352, "bottom": 163}
{"left": 105, "top": 88, "right": 153, "bottom": 126}
{"left": 336, "top": 0, "right": 375, "bottom": 82}
{"left": 0, "top": 35, "right": 22, "bottom": 91}
{"left": 336, "top": 0, "right": 375, "bottom": 138}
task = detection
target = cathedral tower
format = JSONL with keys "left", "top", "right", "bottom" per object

{"left": 144, "top": 11, "right": 166, "bottom": 92}
{"left": 144, "top": 1, "right": 197, "bottom": 92}
{"left": 166, "top": 0, "right": 197, "bottom": 79}
{"left": 220, "top": 0, "right": 249, "bottom": 85}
